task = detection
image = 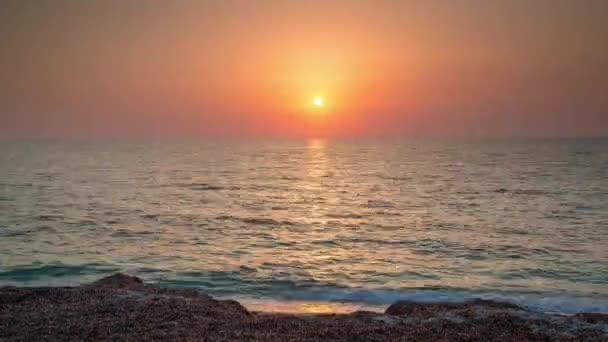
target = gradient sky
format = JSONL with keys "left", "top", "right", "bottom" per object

{"left": 1, "top": 0, "right": 607, "bottom": 138}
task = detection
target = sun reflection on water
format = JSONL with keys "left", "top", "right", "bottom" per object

{"left": 238, "top": 299, "right": 384, "bottom": 314}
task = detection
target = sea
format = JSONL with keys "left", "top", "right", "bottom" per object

{"left": 1, "top": 138, "right": 607, "bottom": 314}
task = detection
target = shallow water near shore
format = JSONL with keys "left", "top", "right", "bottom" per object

{"left": 1, "top": 138, "right": 607, "bottom": 314}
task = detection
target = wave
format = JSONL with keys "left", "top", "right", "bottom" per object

{"left": 377, "top": 175, "right": 412, "bottom": 181}
{"left": 0, "top": 263, "right": 120, "bottom": 282}
{"left": 36, "top": 214, "right": 64, "bottom": 221}
{"left": 493, "top": 188, "right": 555, "bottom": 196}
{"left": 214, "top": 215, "right": 295, "bottom": 226}
{"left": 165, "top": 277, "right": 608, "bottom": 314}
{"left": 143, "top": 271, "right": 608, "bottom": 314}
{"left": 326, "top": 213, "right": 367, "bottom": 219}
{"left": 188, "top": 184, "right": 225, "bottom": 191}
{"left": 2, "top": 265, "right": 608, "bottom": 314}
{"left": 1, "top": 225, "right": 58, "bottom": 237}
{"left": 164, "top": 183, "right": 240, "bottom": 191}
{"left": 366, "top": 200, "right": 395, "bottom": 208}
{"left": 251, "top": 287, "right": 608, "bottom": 314}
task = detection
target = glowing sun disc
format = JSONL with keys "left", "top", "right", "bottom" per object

{"left": 312, "top": 96, "right": 324, "bottom": 107}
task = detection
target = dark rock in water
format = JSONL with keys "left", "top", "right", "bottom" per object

{"left": 575, "top": 312, "right": 608, "bottom": 324}
{"left": 90, "top": 273, "right": 144, "bottom": 289}
{"left": 385, "top": 299, "right": 524, "bottom": 315}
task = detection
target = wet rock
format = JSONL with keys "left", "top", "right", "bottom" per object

{"left": 218, "top": 299, "right": 251, "bottom": 318}
{"left": 0, "top": 277, "right": 605, "bottom": 341}
{"left": 385, "top": 299, "right": 524, "bottom": 316}
{"left": 90, "top": 273, "right": 144, "bottom": 290}
{"left": 575, "top": 312, "right": 608, "bottom": 324}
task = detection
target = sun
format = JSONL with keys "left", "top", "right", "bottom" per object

{"left": 312, "top": 96, "right": 324, "bottom": 107}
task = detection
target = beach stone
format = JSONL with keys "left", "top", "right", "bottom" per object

{"left": 1, "top": 276, "right": 605, "bottom": 341}
{"left": 90, "top": 273, "right": 144, "bottom": 290}
{"left": 575, "top": 313, "right": 608, "bottom": 324}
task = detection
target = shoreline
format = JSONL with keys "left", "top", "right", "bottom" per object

{"left": 236, "top": 298, "right": 385, "bottom": 314}
{"left": 1, "top": 274, "right": 607, "bottom": 341}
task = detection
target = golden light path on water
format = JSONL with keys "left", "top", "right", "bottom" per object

{"left": 238, "top": 298, "right": 384, "bottom": 314}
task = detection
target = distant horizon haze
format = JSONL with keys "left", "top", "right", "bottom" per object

{"left": 1, "top": 0, "right": 607, "bottom": 139}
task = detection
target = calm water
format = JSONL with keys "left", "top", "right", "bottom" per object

{"left": 1, "top": 138, "right": 607, "bottom": 313}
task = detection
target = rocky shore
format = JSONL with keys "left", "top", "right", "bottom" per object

{"left": 1, "top": 274, "right": 606, "bottom": 341}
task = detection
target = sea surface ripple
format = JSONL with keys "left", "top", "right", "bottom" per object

{"left": 1, "top": 138, "right": 607, "bottom": 313}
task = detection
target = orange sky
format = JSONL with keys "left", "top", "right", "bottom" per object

{"left": 1, "top": 0, "right": 607, "bottom": 138}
